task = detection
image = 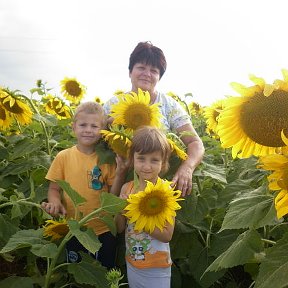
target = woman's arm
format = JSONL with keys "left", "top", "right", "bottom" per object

{"left": 172, "top": 123, "right": 205, "bottom": 196}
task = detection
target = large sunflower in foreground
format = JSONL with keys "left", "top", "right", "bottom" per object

{"left": 0, "top": 88, "right": 33, "bottom": 128}
{"left": 101, "top": 125, "right": 133, "bottom": 158}
{"left": 217, "top": 71, "right": 288, "bottom": 158}
{"left": 109, "top": 88, "right": 162, "bottom": 130}
{"left": 43, "top": 95, "right": 71, "bottom": 119}
{"left": 60, "top": 77, "right": 86, "bottom": 104}
{"left": 124, "top": 178, "right": 183, "bottom": 233}
{"left": 43, "top": 218, "right": 69, "bottom": 241}
{"left": 258, "top": 154, "right": 288, "bottom": 218}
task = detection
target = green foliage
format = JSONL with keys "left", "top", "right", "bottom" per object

{"left": 1, "top": 86, "right": 288, "bottom": 287}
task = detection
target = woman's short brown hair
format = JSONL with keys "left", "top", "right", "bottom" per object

{"left": 128, "top": 41, "right": 167, "bottom": 79}
{"left": 129, "top": 126, "right": 171, "bottom": 174}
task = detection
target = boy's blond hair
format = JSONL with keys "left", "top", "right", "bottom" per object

{"left": 129, "top": 126, "right": 171, "bottom": 173}
{"left": 73, "top": 101, "right": 107, "bottom": 128}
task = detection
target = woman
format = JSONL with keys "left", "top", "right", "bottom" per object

{"left": 103, "top": 41, "right": 204, "bottom": 196}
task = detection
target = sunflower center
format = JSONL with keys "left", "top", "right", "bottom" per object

{"left": 2, "top": 98, "right": 24, "bottom": 114}
{"left": 65, "top": 81, "right": 81, "bottom": 97}
{"left": 139, "top": 193, "right": 164, "bottom": 215}
{"left": 124, "top": 104, "right": 152, "bottom": 130}
{"left": 0, "top": 106, "right": 7, "bottom": 120}
{"left": 239, "top": 90, "right": 288, "bottom": 147}
{"left": 52, "top": 223, "right": 69, "bottom": 236}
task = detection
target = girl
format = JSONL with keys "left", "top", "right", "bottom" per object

{"left": 116, "top": 126, "right": 174, "bottom": 288}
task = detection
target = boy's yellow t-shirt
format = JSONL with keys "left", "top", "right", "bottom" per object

{"left": 46, "top": 145, "right": 116, "bottom": 235}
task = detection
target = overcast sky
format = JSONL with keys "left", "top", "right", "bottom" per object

{"left": 1, "top": 0, "right": 288, "bottom": 106}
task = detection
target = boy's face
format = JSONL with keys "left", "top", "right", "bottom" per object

{"left": 72, "top": 112, "right": 103, "bottom": 148}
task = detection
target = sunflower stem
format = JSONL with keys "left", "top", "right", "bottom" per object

{"left": 44, "top": 231, "right": 73, "bottom": 288}
{"left": 195, "top": 176, "right": 202, "bottom": 194}
{"left": 20, "top": 94, "right": 51, "bottom": 155}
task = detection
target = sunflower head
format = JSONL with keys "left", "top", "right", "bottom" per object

{"left": 188, "top": 101, "right": 204, "bottom": 116}
{"left": 217, "top": 71, "right": 288, "bottom": 158}
{"left": 101, "top": 125, "right": 133, "bottom": 158}
{"left": 166, "top": 133, "right": 187, "bottom": 160}
{"left": 124, "top": 178, "right": 183, "bottom": 233}
{"left": 43, "top": 95, "right": 72, "bottom": 120}
{"left": 203, "top": 99, "right": 226, "bottom": 135}
{"left": 43, "top": 218, "right": 69, "bottom": 241}
{"left": 60, "top": 77, "right": 86, "bottom": 104}
{"left": 0, "top": 88, "right": 33, "bottom": 128}
{"left": 109, "top": 88, "right": 162, "bottom": 131}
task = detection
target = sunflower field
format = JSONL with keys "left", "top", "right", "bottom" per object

{"left": 0, "top": 71, "right": 288, "bottom": 288}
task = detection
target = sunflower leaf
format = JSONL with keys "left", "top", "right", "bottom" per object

{"left": 68, "top": 256, "right": 108, "bottom": 287}
{"left": 205, "top": 230, "right": 263, "bottom": 273}
{"left": 254, "top": 232, "right": 288, "bottom": 288}
{"left": 56, "top": 180, "right": 86, "bottom": 207}
{"left": 220, "top": 193, "right": 277, "bottom": 231}
{"left": 68, "top": 220, "right": 101, "bottom": 255}
{"left": 100, "top": 192, "right": 127, "bottom": 214}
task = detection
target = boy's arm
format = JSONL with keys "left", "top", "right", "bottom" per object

{"left": 41, "top": 181, "right": 67, "bottom": 217}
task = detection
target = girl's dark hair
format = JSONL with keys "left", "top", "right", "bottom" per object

{"left": 129, "top": 126, "right": 171, "bottom": 173}
{"left": 128, "top": 41, "right": 167, "bottom": 79}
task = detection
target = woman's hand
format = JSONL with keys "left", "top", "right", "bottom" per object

{"left": 171, "top": 161, "right": 194, "bottom": 197}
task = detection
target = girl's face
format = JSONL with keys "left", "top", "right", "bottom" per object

{"left": 72, "top": 112, "right": 103, "bottom": 150}
{"left": 133, "top": 150, "right": 163, "bottom": 183}
{"left": 129, "top": 63, "right": 160, "bottom": 99}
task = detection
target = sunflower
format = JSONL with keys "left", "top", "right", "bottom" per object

{"left": 109, "top": 88, "right": 162, "bottom": 130}
{"left": 0, "top": 88, "right": 33, "bottom": 127}
{"left": 188, "top": 101, "right": 204, "bottom": 116}
{"left": 60, "top": 77, "right": 86, "bottom": 104}
{"left": 258, "top": 154, "right": 288, "bottom": 218}
{"left": 166, "top": 133, "right": 187, "bottom": 160}
{"left": 94, "top": 97, "right": 103, "bottom": 105}
{"left": 43, "top": 218, "right": 69, "bottom": 241}
{"left": 101, "top": 125, "right": 133, "bottom": 158}
{"left": 258, "top": 154, "right": 288, "bottom": 191}
{"left": 43, "top": 95, "right": 71, "bottom": 119}
{"left": 217, "top": 71, "right": 288, "bottom": 158}
{"left": 124, "top": 178, "right": 183, "bottom": 233}
{"left": 0, "top": 104, "right": 13, "bottom": 130}
{"left": 203, "top": 99, "right": 226, "bottom": 135}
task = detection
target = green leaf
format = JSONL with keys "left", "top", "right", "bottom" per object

{"left": 95, "top": 140, "right": 116, "bottom": 165}
{"left": 176, "top": 193, "right": 209, "bottom": 225}
{"left": 30, "top": 243, "right": 58, "bottom": 258}
{"left": 205, "top": 230, "right": 263, "bottom": 272}
{"left": 68, "top": 254, "right": 109, "bottom": 286}
{"left": 255, "top": 232, "right": 288, "bottom": 288}
{"left": 10, "top": 138, "right": 43, "bottom": 160}
{"left": 196, "top": 162, "right": 227, "bottom": 184}
{"left": 68, "top": 220, "right": 101, "bottom": 255}
{"left": 0, "top": 214, "right": 19, "bottom": 245}
{"left": 98, "top": 214, "right": 117, "bottom": 236}
{"left": 221, "top": 194, "right": 277, "bottom": 231}
{"left": 56, "top": 180, "right": 86, "bottom": 207}
{"left": 0, "top": 276, "right": 34, "bottom": 288}
{"left": 0, "top": 229, "right": 50, "bottom": 255}
{"left": 100, "top": 192, "right": 127, "bottom": 214}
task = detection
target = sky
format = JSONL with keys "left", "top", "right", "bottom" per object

{"left": 1, "top": 0, "right": 288, "bottom": 106}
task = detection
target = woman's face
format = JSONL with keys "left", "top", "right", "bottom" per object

{"left": 129, "top": 63, "right": 160, "bottom": 97}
